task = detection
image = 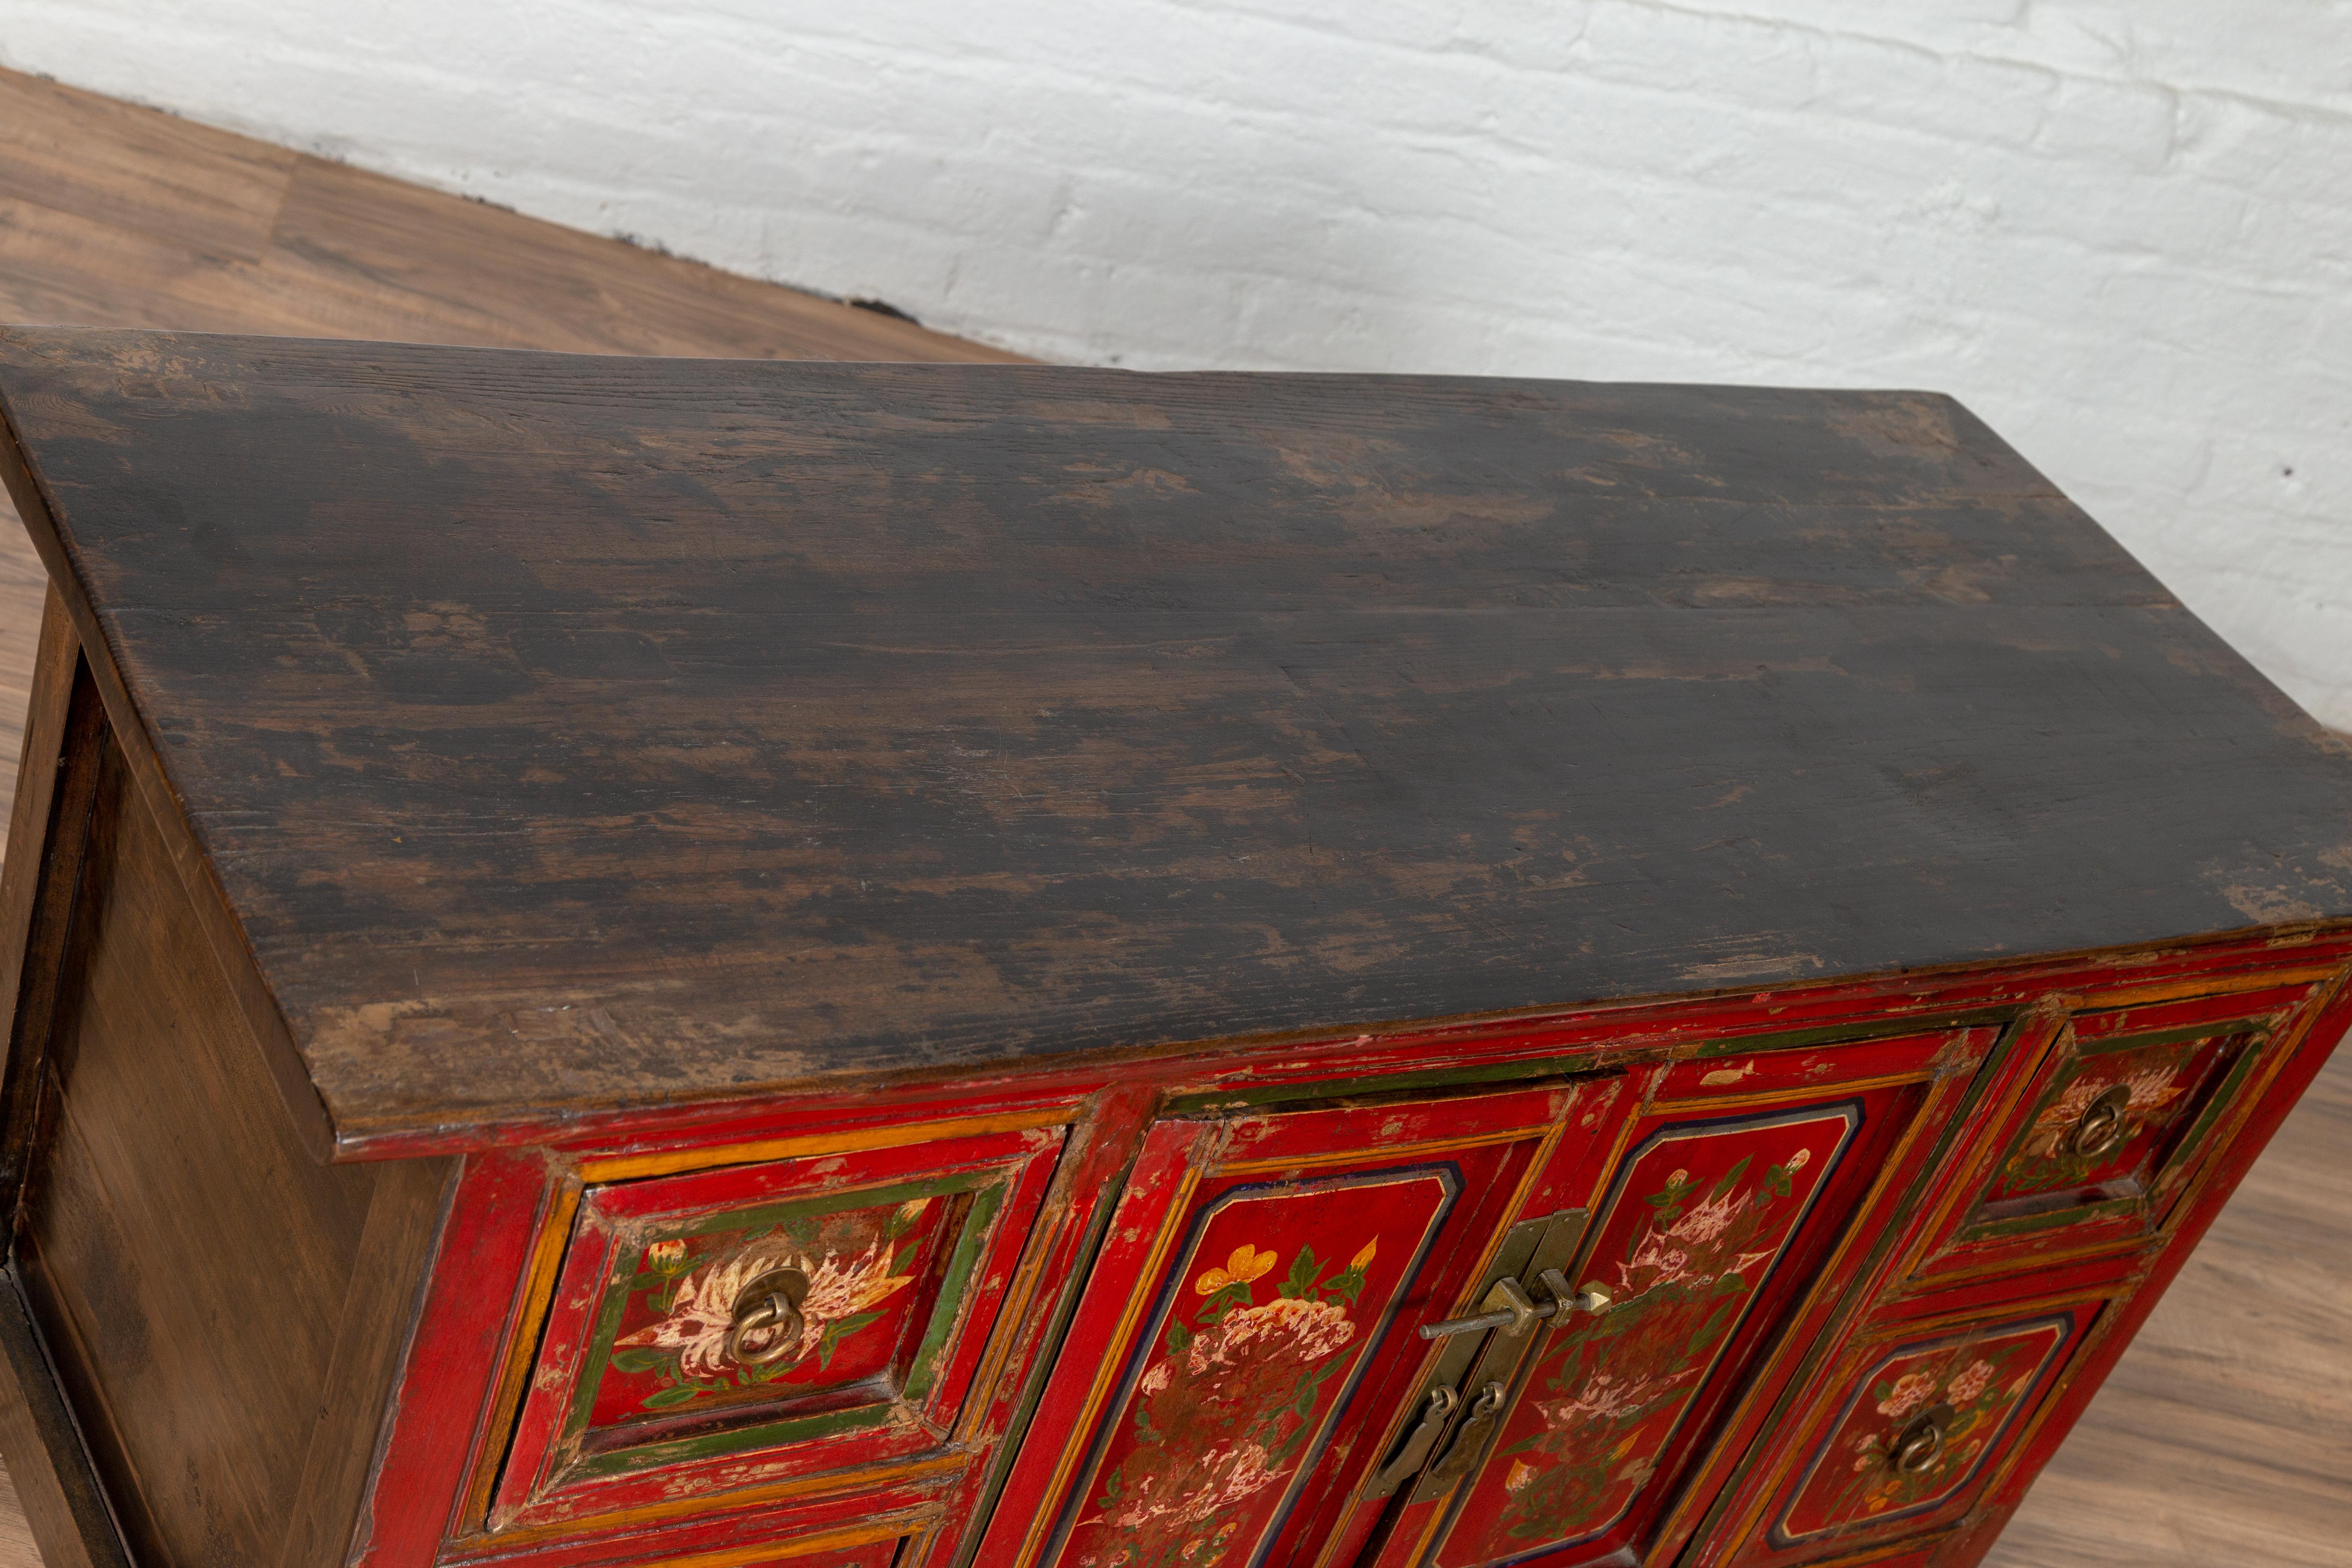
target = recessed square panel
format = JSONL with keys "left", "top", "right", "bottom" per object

{"left": 1906, "top": 980, "right": 2326, "bottom": 1282}
{"left": 489, "top": 1122, "right": 1065, "bottom": 1533}
{"left": 1972, "top": 1030, "right": 2246, "bottom": 1224}
{"left": 1770, "top": 1310, "right": 2079, "bottom": 1548}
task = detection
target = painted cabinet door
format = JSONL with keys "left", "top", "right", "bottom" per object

{"left": 1363, "top": 1026, "right": 1995, "bottom": 1568}
{"left": 976, "top": 1078, "right": 1619, "bottom": 1568}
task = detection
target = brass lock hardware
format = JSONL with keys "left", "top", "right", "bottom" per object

{"left": 1362, "top": 1207, "right": 1597, "bottom": 1505}
{"left": 1365, "top": 1384, "right": 1460, "bottom": 1496}
{"left": 2067, "top": 1084, "right": 2134, "bottom": 1158}
{"left": 1423, "top": 1381, "right": 1508, "bottom": 1489}
{"left": 1418, "top": 1268, "right": 1612, "bottom": 1340}
{"left": 1890, "top": 1402, "right": 1955, "bottom": 1475}
{"left": 725, "top": 1266, "right": 810, "bottom": 1367}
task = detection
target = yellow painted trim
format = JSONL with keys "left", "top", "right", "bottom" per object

{"left": 1892, "top": 1235, "right": 2151, "bottom": 1295}
{"left": 579, "top": 1108, "right": 1075, "bottom": 1183}
{"left": 952, "top": 1179, "right": 1061, "bottom": 1447}
{"left": 1648, "top": 1070, "right": 1931, "bottom": 1117}
{"left": 1220, "top": 1121, "right": 1553, "bottom": 1176}
{"left": 1896, "top": 1008, "right": 2070, "bottom": 1276}
{"left": 484, "top": 1455, "right": 968, "bottom": 1546}
{"left": 1858, "top": 1284, "right": 2123, "bottom": 1344}
{"left": 465, "top": 1175, "right": 584, "bottom": 1527}
{"left": 639, "top": 1510, "right": 935, "bottom": 1568}
{"left": 1014, "top": 1138, "right": 1212, "bottom": 1568}
{"left": 2071, "top": 963, "right": 2339, "bottom": 1011}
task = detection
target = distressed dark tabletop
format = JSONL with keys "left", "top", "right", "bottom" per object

{"left": 2, "top": 326, "right": 2348, "bottom": 1141}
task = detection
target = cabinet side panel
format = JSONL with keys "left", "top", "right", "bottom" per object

{"left": 14, "top": 727, "right": 380, "bottom": 1563}
{"left": 280, "top": 1155, "right": 454, "bottom": 1568}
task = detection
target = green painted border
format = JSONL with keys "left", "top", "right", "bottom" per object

{"left": 1160, "top": 1007, "right": 2022, "bottom": 1116}
{"left": 1956, "top": 1019, "right": 2274, "bottom": 1243}
{"left": 551, "top": 1168, "right": 1013, "bottom": 1485}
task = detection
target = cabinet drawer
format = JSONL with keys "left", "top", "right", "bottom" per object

{"left": 482, "top": 1121, "right": 1065, "bottom": 1537}
{"left": 1911, "top": 981, "right": 2324, "bottom": 1281}
{"left": 1708, "top": 1292, "right": 2107, "bottom": 1565}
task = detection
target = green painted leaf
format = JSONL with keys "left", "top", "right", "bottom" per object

{"left": 640, "top": 1384, "right": 703, "bottom": 1410}
{"left": 1164, "top": 1321, "right": 1191, "bottom": 1357}
{"left": 1712, "top": 1271, "right": 1748, "bottom": 1297}
{"left": 1197, "top": 1281, "right": 1253, "bottom": 1323}
{"left": 1689, "top": 1299, "right": 1736, "bottom": 1351}
{"left": 1285, "top": 1245, "right": 1321, "bottom": 1298}
{"left": 1323, "top": 1265, "right": 1366, "bottom": 1306}
{"left": 816, "top": 1309, "right": 886, "bottom": 1369}
{"left": 1711, "top": 1153, "right": 1753, "bottom": 1200}
{"left": 608, "top": 1347, "right": 667, "bottom": 1374}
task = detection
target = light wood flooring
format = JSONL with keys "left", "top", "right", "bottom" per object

{"left": 0, "top": 62, "right": 2344, "bottom": 1568}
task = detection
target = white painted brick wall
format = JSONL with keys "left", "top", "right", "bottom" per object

{"left": 5, "top": 1, "right": 2349, "bottom": 727}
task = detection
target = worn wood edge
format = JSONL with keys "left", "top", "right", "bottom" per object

{"left": 0, "top": 1264, "right": 129, "bottom": 1568}
{"left": 574, "top": 1107, "right": 1079, "bottom": 1185}
{"left": 0, "top": 383, "right": 337, "bottom": 1164}
{"left": 0, "top": 591, "right": 77, "bottom": 1216}
{"left": 279, "top": 1156, "right": 458, "bottom": 1568}
{"left": 453, "top": 1175, "right": 582, "bottom": 1539}
{"left": 329, "top": 920, "right": 2352, "bottom": 1163}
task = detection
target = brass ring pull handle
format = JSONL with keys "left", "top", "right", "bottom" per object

{"left": 725, "top": 1266, "right": 810, "bottom": 1368}
{"left": 2068, "top": 1084, "right": 2134, "bottom": 1158}
{"left": 1891, "top": 1403, "right": 1955, "bottom": 1475}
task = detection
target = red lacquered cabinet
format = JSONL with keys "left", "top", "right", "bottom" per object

{"left": 0, "top": 328, "right": 2348, "bottom": 1568}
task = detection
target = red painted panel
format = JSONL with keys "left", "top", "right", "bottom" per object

{"left": 354, "top": 1151, "right": 544, "bottom": 1568}
{"left": 1980, "top": 1030, "right": 2243, "bottom": 1210}
{"left": 492, "top": 1124, "right": 1064, "bottom": 1535}
{"left": 1064, "top": 1173, "right": 1447, "bottom": 1566}
{"left": 344, "top": 939, "right": 2349, "bottom": 1568}
{"left": 975, "top": 1082, "right": 1596, "bottom": 1568}
{"left": 1772, "top": 1312, "right": 2076, "bottom": 1544}
{"left": 587, "top": 1194, "right": 953, "bottom": 1428}
{"left": 1430, "top": 1104, "right": 1858, "bottom": 1568}
{"left": 1908, "top": 980, "right": 2327, "bottom": 1281}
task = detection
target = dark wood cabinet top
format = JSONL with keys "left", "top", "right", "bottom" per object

{"left": 2, "top": 325, "right": 2348, "bottom": 1148}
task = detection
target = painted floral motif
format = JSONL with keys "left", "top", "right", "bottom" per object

{"left": 600, "top": 1198, "right": 937, "bottom": 1417}
{"left": 1436, "top": 1112, "right": 1851, "bottom": 1568}
{"left": 1069, "top": 1234, "right": 1381, "bottom": 1568}
{"left": 1988, "top": 1037, "right": 2215, "bottom": 1204}
{"left": 1777, "top": 1318, "right": 2069, "bottom": 1541}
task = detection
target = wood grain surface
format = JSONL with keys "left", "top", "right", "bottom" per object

{"left": 0, "top": 63, "right": 2342, "bottom": 1568}
{"left": 7, "top": 327, "right": 2352, "bottom": 1153}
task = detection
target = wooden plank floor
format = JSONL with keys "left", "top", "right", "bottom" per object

{"left": 0, "top": 62, "right": 2345, "bottom": 1568}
